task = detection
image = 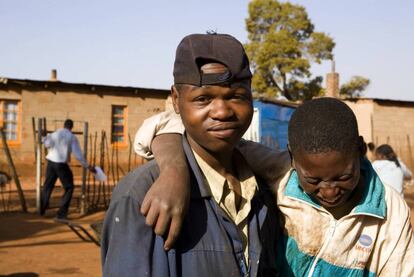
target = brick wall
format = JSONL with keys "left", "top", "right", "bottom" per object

{"left": 372, "top": 101, "right": 414, "bottom": 171}
{"left": 346, "top": 99, "right": 414, "bottom": 172}
{"left": 345, "top": 99, "right": 374, "bottom": 143}
{"left": 0, "top": 84, "right": 169, "bottom": 180}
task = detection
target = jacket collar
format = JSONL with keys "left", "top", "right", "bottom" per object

{"left": 353, "top": 158, "right": 387, "bottom": 218}
{"left": 285, "top": 158, "right": 387, "bottom": 219}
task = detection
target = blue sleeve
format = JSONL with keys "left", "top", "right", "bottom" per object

{"left": 101, "top": 195, "right": 155, "bottom": 277}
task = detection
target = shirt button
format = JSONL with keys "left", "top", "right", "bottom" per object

{"left": 115, "top": 217, "right": 120, "bottom": 222}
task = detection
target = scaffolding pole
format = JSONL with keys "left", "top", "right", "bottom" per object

{"left": 80, "top": 122, "right": 89, "bottom": 215}
{"left": 36, "top": 118, "right": 43, "bottom": 213}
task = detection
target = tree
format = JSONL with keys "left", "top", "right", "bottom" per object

{"left": 340, "top": 76, "right": 370, "bottom": 98}
{"left": 245, "top": 0, "right": 335, "bottom": 101}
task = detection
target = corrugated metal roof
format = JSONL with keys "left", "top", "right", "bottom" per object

{"left": 0, "top": 77, "right": 170, "bottom": 95}
{"left": 344, "top": 97, "right": 414, "bottom": 105}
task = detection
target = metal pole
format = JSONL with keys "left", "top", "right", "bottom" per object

{"left": 32, "top": 117, "right": 37, "bottom": 162}
{"left": 42, "top": 117, "right": 48, "bottom": 157}
{"left": 80, "top": 121, "right": 88, "bottom": 215}
{"left": 407, "top": 135, "right": 414, "bottom": 173}
{"left": 36, "top": 118, "right": 43, "bottom": 213}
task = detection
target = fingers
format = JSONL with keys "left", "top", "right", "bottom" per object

{"left": 140, "top": 194, "right": 151, "bottom": 216}
{"left": 144, "top": 201, "right": 159, "bottom": 227}
{"left": 154, "top": 211, "right": 171, "bottom": 237}
{"left": 164, "top": 217, "right": 182, "bottom": 251}
{"left": 141, "top": 196, "right": 180, "bottom": 250}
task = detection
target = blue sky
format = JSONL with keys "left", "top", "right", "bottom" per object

{"left": 1, "top": 0, "right": 413, "bottom": 101}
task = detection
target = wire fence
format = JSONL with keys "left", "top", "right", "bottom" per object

{"left": 0, "top": 131, "right": 146, "bottom": 213}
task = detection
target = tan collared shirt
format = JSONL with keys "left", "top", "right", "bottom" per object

{"left": 192, "top": 150, "right": 258, "bottom": 263}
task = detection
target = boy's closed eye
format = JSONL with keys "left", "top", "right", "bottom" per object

{"left": 336, "top": 174, "right": 353, "bottom": 182}
{"left": 304, "top": 174, "right": 353, "bottom": 185}
{"left": 304, "top": 177, "right": 321, "bottom": 185}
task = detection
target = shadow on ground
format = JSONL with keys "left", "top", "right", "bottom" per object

{"left": 0, "top": 212, "right": 58, "bottom": 243}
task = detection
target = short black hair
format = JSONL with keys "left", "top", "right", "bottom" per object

{"left": 288, "top": 98, "right": 360, "bottom": 155}
{"left": 367, "top": 142, "right": 375, "bottom": 151}
{"left": 64, "top": 119, "right": 74, "bottom": 130}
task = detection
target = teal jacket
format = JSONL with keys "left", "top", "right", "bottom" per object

{"left": 276, "top": 159, "right": 414, "bottom": 276}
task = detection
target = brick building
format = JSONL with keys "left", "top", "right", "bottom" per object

{"left": 345, "top": 98, "right": 414, "bottom": 170}
{"left": 325, "top": 64, "right": 414, "bottom": 172}
{"left": 0, "top": 72, "right": 170, "bottom": 180}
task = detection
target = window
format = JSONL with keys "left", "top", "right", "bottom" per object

{"left": 111, "top": 105, "right": 127, "bottom": 146}
{"left": 0, "top": 100, "right": 20, "bottom": 144}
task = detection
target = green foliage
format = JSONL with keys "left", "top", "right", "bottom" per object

{"left": 245, "top": 0, "right": 335, "bottom": 101}
{"left": 340, "top": 76, "right": 370, "bottom": 98}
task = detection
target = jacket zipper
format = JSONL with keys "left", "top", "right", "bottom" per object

{"left": 307, "top": 219, "right": 337, "bottom": 276}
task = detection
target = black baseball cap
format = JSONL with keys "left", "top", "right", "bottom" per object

{"left": 173, "top": 33, "right": 252, "bottom": 86}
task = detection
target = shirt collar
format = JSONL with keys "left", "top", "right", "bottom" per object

{"left": 285, "top": 158, "right": 387, "bottom": 219}
{"left": 193, "top": 150, "right": 226, "bottom": 203}
{"left": 192, "top": 150, "right": 258, "bottom": 205}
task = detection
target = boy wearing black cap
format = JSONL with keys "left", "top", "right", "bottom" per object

{"left": 101, "top": 33, "right": 280, "bottom": 276}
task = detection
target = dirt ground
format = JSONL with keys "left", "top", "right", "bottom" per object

{"left": 0, "top": 210, "right": 104, "bottom": 277}
{"left": 0, "top": 180, "right": 108, "bottom": 277}
{"left": 1, "top": 186, "right": 414, "bottom": 277}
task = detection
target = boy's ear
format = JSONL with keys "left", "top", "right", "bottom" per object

{"left": 171, "top": 85, "right": 180, "bottom": 114}
{"left": 357, "top": 136, "right": 366, "bottom": 156}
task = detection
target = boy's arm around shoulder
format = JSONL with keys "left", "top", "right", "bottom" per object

{"left": 101, "top": 164, "right": 167, "bottom": 276}
{"left": 134, "top": 110, "right": 184, "bottom": 159}
{"left": 134, "top": 111, "right": 189, "bottom": 250}
{"left": 237, "top": 139, "right": 291, "bottom": 192}
{"left": 140, "top": 133, "right": 190, "bottom": 250}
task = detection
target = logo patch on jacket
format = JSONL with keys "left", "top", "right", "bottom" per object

{"left": 353, "top": 234, "right": 374, "bottom": 268}
{"left": 355, "top": 234, "right": 373, "bottom": 256}
{"left": 358, "top": 234, "right": 373, "bottom": 247}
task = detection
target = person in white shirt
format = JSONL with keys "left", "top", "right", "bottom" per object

{"left": 372, "top": 144, "right": 411, "bottom": 196}
{"left": 40, "top": 119, "right": 95, "bottom": 219}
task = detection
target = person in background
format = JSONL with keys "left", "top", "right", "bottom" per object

{"left": 40, "top": 119, "right": 95, "bottom": 219}
{"left": 372, "top": 144, "right": 412, "bottom": 196}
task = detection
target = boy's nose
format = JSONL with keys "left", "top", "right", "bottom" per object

{"left": 320, "top": 186, "right": 340, "bottom": 199}
{"left": 210, "top": 100, "right": 234, "bottom": 120}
